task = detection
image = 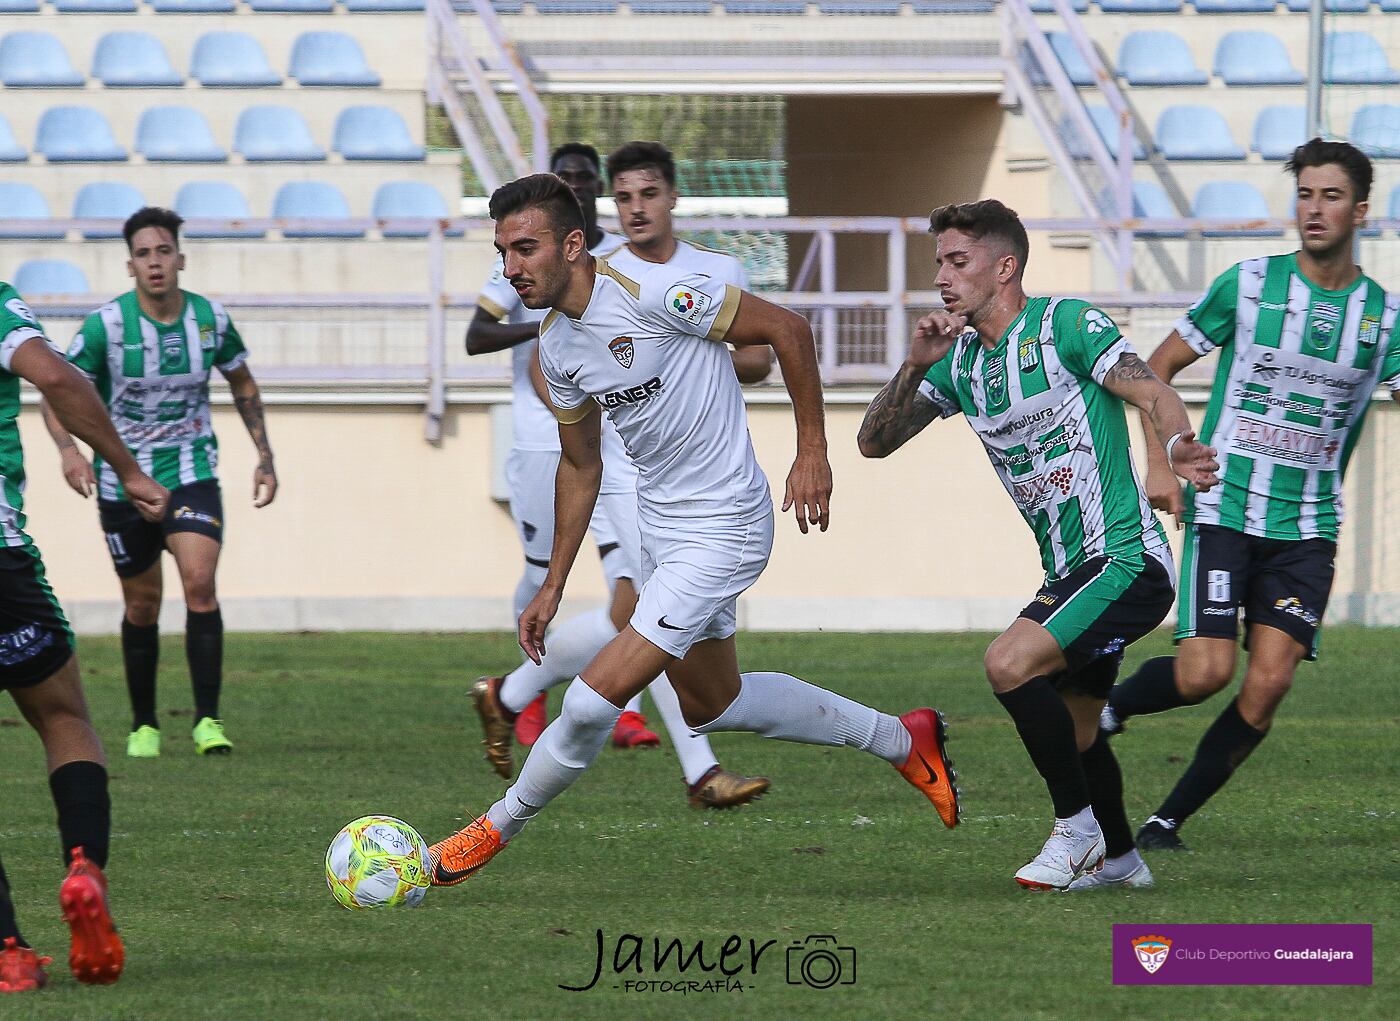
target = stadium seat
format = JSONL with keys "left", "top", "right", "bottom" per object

{"left": 1027, "top": 0, "right": 1089, "bottom": 11}
{"left": 1380, "top": 0, "right": 1400, "bottom": 11}
{"left": 1324, "top": 33, "right": 1400, "bottom": 86}
{"left": 1191, "top": 0, "right": 1276, "bottom": 10}
{"left": 1063, "top": 106, "right": 1146, "bottom": 161}
{"left": 136, "top": 107, "right": 228, "bottom": 162}
{"left": 1118, "top": 31, "right": 1208, "bottom": 86}
{"left": 1214, "top": 32, "right": 1303, "bottom": 86}
{"left": 235, "top": 106, "right": 326, "bottom": 161}
{"left": 289, "top": 32, "right": 381, "bottom": 87}
{"left": 1047, "top": 32, "right": 1095, "bottom": 88}
{"left": 174, "top": 181, "right": 265, "bottom": 239}
{"left": 1285, "top": 0, "right": 1369, "bottom": 10}
{"left": 723, "top": 2, "right": 806, "bottom": 11}
{"left": 13, "top": 260, "right": 89, "bottom": 296}
{"left": 247, "top": 0, "right": 335, "bottom": 10}
{"left": 816, "top": 2, "right": 903, "bottom": 12}
{"left": 372, "top": 182, "right": 463, "bottom": 237}
{"left": 1387, "top": 184, "right": 1400, "bottom": 233}
{"left": 0, "top": 184, "right": 64, "bottom": 240}
{"left": 190, "top": 32, "right": 282, "bottom": 87}
{"left": 52, "top": 0, "right": 138, "bottom": 10}
{"left": 0, "top": 0, "right": 41, "bottom": 11}
{"left": 627, "top": 2, "right": 714, "bottom": 12}
{"left": 36, "top": 107, "right": 128, "bottom": 162}
{"left": 1351, "top": 105, "right": 1400, "bottom": 158}
{"left": 1193, "top": 182, "right": 1281, "bottom": 237}
{"left": 1252, "top": 106, "right": 1306, "bottom": 160}
{"left": 0, "top": 32, "right": 84, "bottom": 88}
{"left": 1154, "top": 106, "right": 1245, "bottom": 160}
{"left": 273, "top": 182, "right": 364, "bottom": 238}
{"left": 333, "top": 106, "right": 424, "bottom": 161}
{"left": 72, "top": 182, "right": 145, "bottom": 239}
{"left": 92, "top": 32, "right": 184, "bottom": 87}
{"left": 0, "top": 116, "right": 26, "bottom": 162}
{"left": 532, "top": 2, "right": 620, "bottom": 11}
{"left": 150, "top": 0, "right": 237, "bottom": 10}
{"left": 1098, "top": 0, "right": 1182, "bottom": 11}
{"left": 1100, "top": 180, "right": 1183, "bottom": 236}
{"left": 342, "top": 0, "right": 425, "bottom": 9}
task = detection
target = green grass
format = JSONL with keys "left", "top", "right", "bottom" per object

{"left": 1, "top": 630, "right": 1395, "bottom": 1020}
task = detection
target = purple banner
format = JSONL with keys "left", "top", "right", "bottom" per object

{"left": 1112, "top": 924, "right": 1372, "bottom": 986}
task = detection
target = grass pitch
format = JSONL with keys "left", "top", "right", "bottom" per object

{"left": 1, "top": 629, "right": 1395, "bottom": 1020}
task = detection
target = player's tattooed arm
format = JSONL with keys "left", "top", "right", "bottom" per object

{"left": 857, "top": 366, "right": 941, "bottom": 458}
{"left": 1100, "top": 350, "right": 1219, "bottom": 495}
{"left": 224, "top": 364, "right": 278, "bottom": 507}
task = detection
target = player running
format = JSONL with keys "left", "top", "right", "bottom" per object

{"left": 473, "top": 140, "right": 772, "bottom": 808}
{"left": 1101, "top": 139, "right": 1400, "bottom": 854}
{"left": 0, "top": 280, "right": 168, "bottom": 993}
{"left": 857, "top": 199, "right": 1219, "bottom": 890}
{"left": 428, "top": 174, "right": 960, "bottom": 885}
{"left": 40, "top": 207, "right": 277, "bottom": 758}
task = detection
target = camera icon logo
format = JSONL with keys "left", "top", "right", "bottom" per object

{"left": 786, "top": 935, "right": 857, "bottom": 989}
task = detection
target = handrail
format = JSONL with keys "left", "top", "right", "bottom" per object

{"left": 471, "top": 0, "right": 550, "bottom": 172}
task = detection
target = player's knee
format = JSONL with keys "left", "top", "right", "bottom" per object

{"left": 182, "top": 578, "right": 218, "bottom": 612}
{"left": 983, "top": 642, "right": 1029, "bottom": 692}
{"left": 1242, "top": 666, "right": 1293, "bottom": 709}
{"left": 124, "top": 595, "right": 160, "bottom": 626}
{"left": 1177, "top": 663, "right": 1233, "bottom": 702}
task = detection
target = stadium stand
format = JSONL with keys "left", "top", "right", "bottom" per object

{"left": 1324, "top": 32, "right": 1400, "bottom": 85}
{"left": 0, "top": 32, "right": 85, "bottom": 88}
{"left": 136, "top": 107, "right": 229, "bottom": 163}
{"left": 1351, "top": 105, "right": 1400, "bottom": 158}
{"left": 235, "top": 106, "right": 327, "bottom": 161}
{"left": 273, "top": 181, "right": 365, "bottom": 238}
{"left": 13, "top": 259, "right": 89, "bottom": 296}
{"left": 1252, "top": 105, "right": 1307, "bottom": 160}
{"left": 1193, "top": 181, "right": 1281, "bottom": 236}
{"left": 1118, "top": 31, "right": 1208, "bottom": 87}
{"left": 174, "top": 181, "right": 267, "bottom": 238}
{"left": 0, "top": 184, "right": 63, "bottom": 241}
{"left": 73, "top": 182, "right": 146, "bottom": 240}
{"left": 190, "top": 32, "right": 283, "bottom": 87}
{"left": 333, "top": 106, "right": 424, "bottom": 161}
{"left": 36, "top": 107, "right": 128, "bottom": 162}
{"left": 372, "top": 181, "right": 463, "bottom": 237}
{"left": 289, "top": 32, "right": 382, "bottom": 87}
{"left": 1213, "top": 32, "right": 1303, "bottom": 86}
{"left": 92, "top": 32, "right": 185, "bottom": 88}
{"left": 1154, "top": 106, "right": 1246, "bottom": 160}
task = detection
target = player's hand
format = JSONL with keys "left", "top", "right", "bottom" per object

{"left": 121, "top": 472, "right": 170, "bottom": 524}
{"left": 253, "top": 460, "right": 278, "bottom": 508}
{"left": 1168, "top": 431, "right": 1220, "bottom": 493}
{"left": 1145, "top": 467, "right": 1186, "bottom": 529}
{"left": 519, "top": 585, "right": 562, "bottom": 664}
{"left": 906, "top": 310, "right": 968, "bottom": 371}
{"left": 783, "top": 449, "right": 832, "bottom": 534}
{"left": 59, "top": 447, "right": 95, "bottom": 498}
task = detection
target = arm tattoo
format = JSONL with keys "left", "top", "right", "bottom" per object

{"left": 857, "top": 365, "right": 941, "bottom": 457}
{"left": 233, "top": 390, "right": 274, "bottom": 472}
{"left": 1104, "top": 352, "right": 1158, "bottom": 384}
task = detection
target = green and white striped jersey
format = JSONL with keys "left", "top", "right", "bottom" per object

{"left": 66, "top": 290, "right": 248, "bottom": 501}
{"left": 0, "top": 281, "right": 50, "bottom": 548}
{"left": 921, "top": 297, "right": 1170, "bottom": 582}
{"left": 1177, "top": 254, "right": 1400, "bottom": 542}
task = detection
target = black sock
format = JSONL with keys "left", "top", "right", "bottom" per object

{"left": 1155, "top": 698, "right": 1266, "bottom": 827}
{"left": 995, "top": 676, "right": 1091, "bottom": 819}
{"left": 186, "top": 608, "right": 223, "bottom": 722}
{"left": 1081, "top": 731, "right": 1135, "bottom": 858}
{"left": 1109, "top": 656, "right": 1198, "bottom": 720}
{"left": 49, "top": 761, "right": 110, "bottom": 870}
{"left": 122, "top": 618, "right": 160, "bottom": 730}
{"left": 0, "top": 855, "right": 25, "bottom": 947}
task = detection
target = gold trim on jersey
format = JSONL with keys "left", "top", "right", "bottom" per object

{"left": 552, "top": 400, "right": 592, "bottom": 425}
{"left": 595, "top": 258, "right": 642, "bottom": 300}
{"left": 477, "top": 296, "right": 508, "bottom": 321}
{"left": 706, "top": 284, "right": 742, "bottom": 341}
{"left": 540, "top": 309, "right": 562, "bottom": 336}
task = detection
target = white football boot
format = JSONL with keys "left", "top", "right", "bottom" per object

{"left": 1065, "top": 851, "right": 1154, "bottom": 891}
{"left": 1015, "top": 819, "right": 1107, "bottom": 891}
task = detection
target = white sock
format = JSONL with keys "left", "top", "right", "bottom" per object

{"left": 1061, "top": 806, "right": 1100, "bottom": 834}
{"left": 1102, "top": 848, "right": 1145, "bottom": 876}
{"left": 623, "top": 693, "right": 644, "bottom": 714}
{"left": 486, "top": 679, "right": 621, "bottom": 842}
{"left": 694, "top": 671, "right": 911, "bottom": 765}
{"left": 500, "top": 608, "right": 618, "bottom": 714}
{"left": 646, "top": 674, "right": 718, "bottom": 786}
{"left": 512, "top": 563, "right": 548, "bottom": 623}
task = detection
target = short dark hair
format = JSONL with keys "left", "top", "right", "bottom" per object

{"left": 928, "top": 199, "right": 1030, "bottom": 276}
{"left": 489, "top": 173, "right": 586, "bottom": 237}
{"left": 606, "top": 140, "right": 676, "bottom": 187}
{"left": 550, "top": 142, "right": 601, "bottom": 173}
{"left": 1286, "top": 137, "right": 1373, "bottom": 203}
{"left": 123, "top": 206, "right": 183, "bottom": 251}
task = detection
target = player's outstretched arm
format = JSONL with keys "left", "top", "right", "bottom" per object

{"left": 12, "top": 339, "right": 168, "bottom": 521}
{"left": 857, "top": 310, "right": 965, "bottom": 459}
{"left": 223, "top": 364, "right": 277, "bottom": 508}
{"left": 1131, "top": 332, "right": 1204, "bottom": 525}
{"left": 465, "top": 306, "right": 538, "bottom": 356}
{"left": 725, "top": 292, "right": 831, "bottom": 533}
{"left": 38, "top": 397, "right": 96, "bottom": 498}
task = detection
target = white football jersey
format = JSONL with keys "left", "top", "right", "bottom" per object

{"left": 537, "top": 258, "right": 769, "bottom": 526}
{"left": 597, "top": 241, "right": 749, "bottom": 494}
{"left": 476, "top": 231, "right": 625, "bottom": 453}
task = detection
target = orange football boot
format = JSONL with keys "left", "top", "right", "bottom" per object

{"left": 428, "top": 816, "right": 505, "bottom": 887}
{"left": 59, "top": 850, "right": 123, "bottom": 985}
{"left": 0, "top": 938, "right": 51, "bottom": 993}
{"left": 896, "top": 708, "right": 962, "bottom": 829}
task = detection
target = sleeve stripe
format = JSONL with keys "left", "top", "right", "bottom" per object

{"left": 552, "top": 400, "right": 592, "bottom": 424}
{"left": 0, "top": 327, "right": 43, "bottom": 373}
{"left": 705, "top": 285, "right": 742, "bottom": 342}
{"left": 1175, "top": 314, "right": 1215, "bottom": 356}
{"left": 1089, "top": 337, "right": 1132, "bottom": 384}
{"left": 477, "top": 296, "right": 508, "bottom": 321}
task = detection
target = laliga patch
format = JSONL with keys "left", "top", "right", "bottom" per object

{"left": 665, "top": 285, "right": 710, "bottom": 327}
{"left": 608, "top": 335, "right": 635, "bottom": 369}
{"left": 5, "top": 298, "right": 37, "bottom": 324}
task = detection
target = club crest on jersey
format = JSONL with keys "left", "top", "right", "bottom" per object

{"left": 1358, "top": 314, "right": 1381, "bottom": 348}
{"left": 608, "top": 335, "right": 635, "bottom": 369}
{"left": 1132, "top": 935, "right": 1172, "bottom": 975}
{"left": 1309, "top": 304, "right": 1342, "bottom": 350}
{"left": 1018, "top": 337, "right": 1040, "bottom": 372}
{"left": 159, "top": 331, "right": 184, "bottom": 369}
{"left": 199, "top": 325, "right": 216, "bottom": 351}
{"left": 665, "top": 285, "right": 709, "bottom": 326}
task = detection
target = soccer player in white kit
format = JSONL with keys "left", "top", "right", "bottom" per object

{"left": 428, "top": 174, "right": 961, "bottom": 885}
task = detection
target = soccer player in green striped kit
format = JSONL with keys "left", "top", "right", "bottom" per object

{"left": 1101, "top": 139, "right": 1400, "bottom": 856}
{"left": 40, "top": 207, "right": 278, "bottom": 758}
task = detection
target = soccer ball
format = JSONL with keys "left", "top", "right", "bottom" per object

{"left": 325, "top": 815, "right": 431, "bottom": 910}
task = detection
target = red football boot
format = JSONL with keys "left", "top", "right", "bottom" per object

{"left": 59, "top": 850, "right": 124, "bottom": 985}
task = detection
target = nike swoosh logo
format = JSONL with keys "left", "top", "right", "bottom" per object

{"left": 916, "top": 752, "right": 942, "bottom": 787}
{"left": 1068, "top": 846, "right": 1098, "bottom": 875}
{"left": 433, "top": 859, "right": 488, "bottom": 885}
{"left": 564, "top": 367, "right": 579, "bottom": 381}
{"left": 657, "top": 616, "right": 686, "bottom": 631}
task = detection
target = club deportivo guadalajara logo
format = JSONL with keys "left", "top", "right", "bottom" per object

{"left": 1132, "top": 935, "right": 1173, "bottom": 975}
{"left": 608, "top": 335, "right": 635, "bottom": 369}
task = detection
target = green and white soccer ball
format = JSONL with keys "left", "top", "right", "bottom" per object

{"left": 325, "top": 815, "right": 431, "bottom": 910}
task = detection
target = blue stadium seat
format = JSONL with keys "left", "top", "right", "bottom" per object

{"left": 235, "top": 106, "right": 326, "bottom": 161}
{"left": 1047, "top": 32, "right": 1094, "bottom": 88}
{"left": 1252, "top": 106, "right": 1305, "bottom": 160}
{"left": 372, "top": 182, "right": 463, "bottom": 237}
{"left": 1214, "top": 32, "right": 1303, "bottom": 86}
{"left": 1100, "top": 180, "right": 1183, "bottom": 236}
{"left": 92, "top": 32, "right": 184, "bottom": 87}
{"left": 150, "top": 0, "right": 237, "bottom": 10}
{"left": 0, "top": 184, "right": 64, "bottom": 240}
{"left": 289, "top": 32, "right": 381, "bottom": 87}
{"left": 273, "top": 182, "right": 364, "bottom": 238}
{"left": 627, "top": 2, "right": 714, "bottom": 12}
{"left": 174, "top": 181, "right": 265, "bottom": 239}
{"left": 53, "top": 0, "right": 138, "bottom": 10}
{"left": 817, "top": 2, "right": 903, "bottom": 12}
{"left": 247, "top": 0, "right": 335, "bottom": 9}
{"left": 1380, "top": 0, "right": 1400, "bottom": 11}
{"left": 333, "top": 106, "right": 424, "bottom": 161}
{"left": 1118, "top": 31, "right": 1208, "bottom": 86}
{"left": 1098, "top": 0, "right": 1182, "bottom": 11}
{"left": 1155, "top": 106, "right": 1244, "bottom": 160}
{"left": 72, "top": 182, "right": 145, "bottom": 239}
{"left": 1063, "top": 106, "right": 1146, "bottom": 160}
{"left": 1387, "top": 184, "right": 1400, "bottom": 234}
{"left": 1191, "top": 0, "right": 1276, "bottom": 10}
{"left": 190, "top": 32, "right": 282, "bottom": 87}
{"left": 1194, "top": 182, "right": 1281, "bottom": 237}
{"left": 1285, "top": 0, "right": 1369, "bottom": 11}
{"left": 1351, "top": 105, "right": 1400, "bottom": 158}
{"left": 1324, "top": 32, "right": 1400, "bottom": 85}
{"left": 136, "top": 107, "right": 228, "bottom": 162}
{"left": 1027, "top": 0, "right": 1088, "bottom": 10}
{"left": 0, "top": 115, "right": 25, "bottom": 162}
{"left": 532, "top": 2, "right": 620, "bottom": 11}
{"left": 723, "top": 2, "right": 806, "bottom": 11}
{"left": 14, "top": 260, "right": 89, "bottom": 297}
{"left": 0, "top": 0, "right": 41, "bottom": 11}
{"left": 36, "top": 107, "right": 128, "bottom": 162}
{"left": 343, "top": 0, "right": 425, "bottom": 9}
{"left": 0, "top": 32, "right": 84, "bottom": 87}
